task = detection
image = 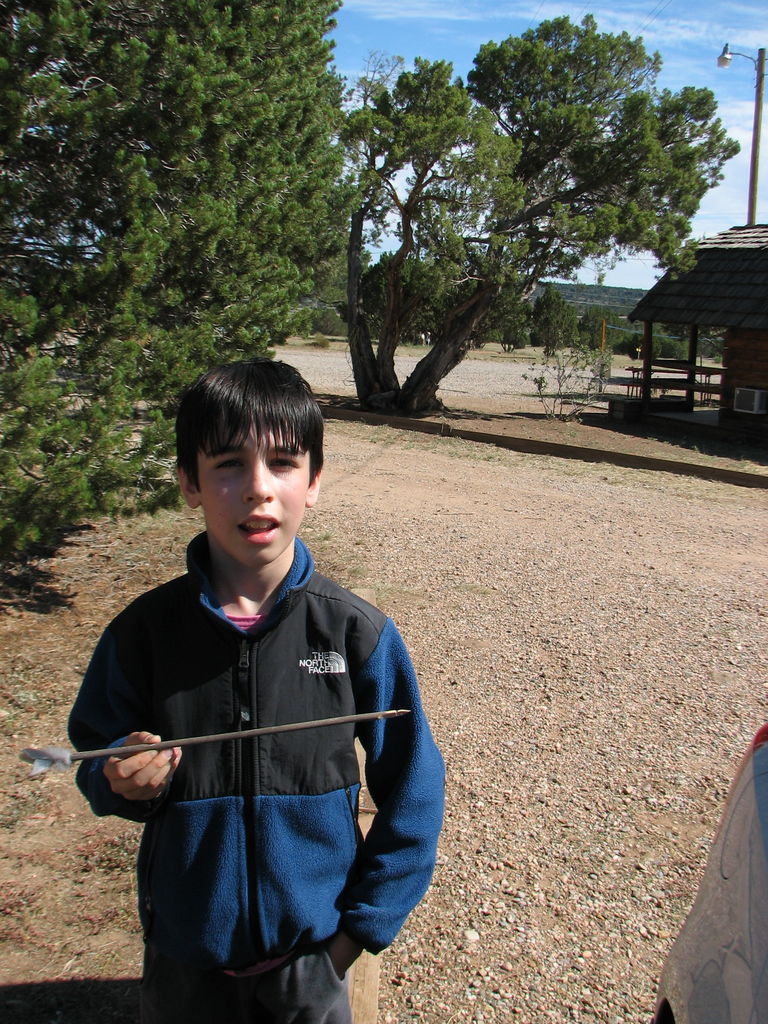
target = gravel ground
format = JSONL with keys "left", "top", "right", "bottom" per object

{"left": 277, "top": 344, "right": 604, "bottom": 407}
{"left": 1, "top": 348, "right": 766, "bottom": 1024}
{"left": 281, "top": 347, "right": 768, "bottom": 1022}
{"left": 308, "top": 419, "right": 768, "bottom": 1024}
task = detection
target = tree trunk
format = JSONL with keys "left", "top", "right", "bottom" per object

{"left": 376, "top": 212, "right": 415, "bottom": 394}
{"left": 398, "top": 286, "right": 497, "bottom": 412}
{"left": 346, "top": 207, "right": 380, "bottom": 401}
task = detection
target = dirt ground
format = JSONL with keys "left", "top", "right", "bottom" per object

{"left": 281, "top": 340, "right": 768, "bottom": 482}
{"left": 1, "top": 352, "right": 767, "bottom": 1023}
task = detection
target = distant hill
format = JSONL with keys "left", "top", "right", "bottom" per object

{"left": 537, "top": 281, "right": 646, "bottom": 315}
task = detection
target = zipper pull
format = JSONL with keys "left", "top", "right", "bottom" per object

{"left": 238, "top": 639, "right": 252, "bottom": 723}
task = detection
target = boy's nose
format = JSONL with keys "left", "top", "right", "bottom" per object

{"left": 244, "top": 462, "right": 272, "bottom": 502}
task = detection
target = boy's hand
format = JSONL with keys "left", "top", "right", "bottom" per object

{"left": 326, "top": 930, "right": 363, "bottom": 979}
{"left": 103, "top": 731, "right": 181, "bottom": 801}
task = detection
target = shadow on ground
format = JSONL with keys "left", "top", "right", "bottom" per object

{"left": 315, "top": 391, "right": 768, "bottom": 469}
{"left": 0, "top": 978, "right": 140, "bottom": 1024}
{"left": 0, "top": 527, "right": 96, "bottom": 613}
{"left": 0, "top": 560, "right": 74, "bottom": 614}
{"left": 579, "top": 411, "right": 768, "bottom": 467}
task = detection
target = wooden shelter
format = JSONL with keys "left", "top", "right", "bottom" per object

{"left": 626, "top": 224, "right": 768, "bottom": 433}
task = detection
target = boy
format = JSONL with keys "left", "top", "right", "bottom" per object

{"left": 68, "top": 358, "right": 445, "bottom": 1024}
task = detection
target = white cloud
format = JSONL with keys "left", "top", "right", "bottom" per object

{"left": 341, "top": 0, "right": 483, "bottom": 21}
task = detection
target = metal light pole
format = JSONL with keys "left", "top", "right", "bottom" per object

{"left": 718, "top": 43, "right": 766, "bottom": 226}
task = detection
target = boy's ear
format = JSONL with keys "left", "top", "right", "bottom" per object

{"left": 305, "top": 469, "right": 322, "bottom": 509}
{"left": 178, "top": 466, "right": 202, "bottom": 509}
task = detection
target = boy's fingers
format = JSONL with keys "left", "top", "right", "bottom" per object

{"left": 106, "top": 755, "right": 172, "bottom": 798}
{"left": 104, "top": 733, "right": 177, "bottom": 798}
{"left": 122, "top": 730, "right": 161, "bottom": 747}
{"left": 133, "top": 731, "right": 169, "bottom": 752}
{"left": 108, "top": 747, "right": 168, "bottom": 780}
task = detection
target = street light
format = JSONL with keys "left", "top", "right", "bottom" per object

{"left": 717, "top": 43, "right": 766, "bottom": 225}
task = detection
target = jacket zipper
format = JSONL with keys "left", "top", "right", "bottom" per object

{"left": 235, "top": 638, "right": 252, "bottom": 794}
{"left": 140, "top": 815, "right": 163, "bottom": 940}
{"left": 238, "top": 638, "right": 252, "bottom": 722}
{"left": 237, "top": 636, "right": 265, "bottom": 956}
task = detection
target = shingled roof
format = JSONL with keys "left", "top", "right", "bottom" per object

{"left": 628, "top": 224, "right": 768, "bottom": 330}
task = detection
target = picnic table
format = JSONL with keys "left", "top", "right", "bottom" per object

{"left": 623, "top": 362, "right": 723, "bottom": 404}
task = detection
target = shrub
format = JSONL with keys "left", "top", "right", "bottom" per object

{"left": 524, "top": 343, "right": 612, "bottom": 421}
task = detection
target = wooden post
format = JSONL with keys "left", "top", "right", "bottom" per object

{"left": 641, "top": 321, "right": 654, "bottom": 410}
{"left": 685, "top": 324, "right": 698, "bottom": 411}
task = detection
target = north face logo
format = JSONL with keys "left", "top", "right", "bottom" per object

{"left": 299, "top": 651, "right": 346, "bottom": 675}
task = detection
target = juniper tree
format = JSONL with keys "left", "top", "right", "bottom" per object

{"left": 530, "top": 285, "right": 579, "bottom": 355}
{"left": 343, "top": 16, "right": 738, "bottom": 413}
{"left": 1, "top": 0, "right": 343, "bottom": 556}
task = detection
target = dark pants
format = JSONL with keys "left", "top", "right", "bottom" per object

{"left": 140, "top": 943, "right": 353, "bottom": 1024}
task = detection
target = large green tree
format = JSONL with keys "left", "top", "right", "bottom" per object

{"left": 530, "top": 285, "right": 579, "bottom": 355}
{"left": 343, "top": 17, "right": 738, "bottom": 413}
{"left": 1, "top": 0, "right": 343, "bottom": 556}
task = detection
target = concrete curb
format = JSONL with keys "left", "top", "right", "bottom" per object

{"left": 320, "top": 404, "right": 768, "bottom": 491}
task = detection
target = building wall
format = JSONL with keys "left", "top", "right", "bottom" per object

{"left": 721, "top": 328, "right": 768, "bottom": 425}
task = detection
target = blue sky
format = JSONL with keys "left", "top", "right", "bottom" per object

{"left": 328, "top": 0, "right": 766, "bottom": 289}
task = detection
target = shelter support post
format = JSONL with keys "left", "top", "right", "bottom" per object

{"left": 641, "top": 321, "right": 654, "bottom": 410}
{"left": 685, "top": 324, "right": 699, "bottom": 411}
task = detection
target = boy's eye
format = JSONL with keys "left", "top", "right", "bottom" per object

{"left": 270, "top": 450, "right": 303, "bottom": 468}
{"left": 215, "top": 457, "right": 241, "bottom": 469}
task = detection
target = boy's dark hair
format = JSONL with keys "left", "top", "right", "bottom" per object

{"left": 176, "top": 358, "right": 324, "bottom": 487}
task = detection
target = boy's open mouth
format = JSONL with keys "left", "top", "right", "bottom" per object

{"left": 239, "top": 518, "right": 277, "bottom": 536}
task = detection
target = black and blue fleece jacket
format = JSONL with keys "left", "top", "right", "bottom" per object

{"left": 68, "top": 534, "right": 444, "bottom": 971}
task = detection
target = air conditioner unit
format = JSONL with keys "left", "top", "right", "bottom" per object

{"left": 733, "top": 387, "right": 768, "bottom": 414}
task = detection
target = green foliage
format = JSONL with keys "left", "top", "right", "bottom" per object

{"left": 654, "top": 334, "right": 688, "bottom": 360}
{"left": 578, "top": 307, "right": 609, "bottom": 350}
{"left": 361, "top": 253, "right": 452, "bottom": 345}
{"left": 609, "top": 328, "right": 643, "bottom": 358}
{"left": 479, "top": 290, "right": 532, "bottom": 351}
{"left": 697, "top": 329, "right": 725, "bottom": 363}
{"left": 537, "top": 282, "right": 646, "bottom": 356}
{"left": 343, "top": 16, "right": 738, "bottom": 412}
{"left": 309, "top": 307, "right": 346, "bottom": 338}
{"left": 0, "top": 350, "right": 172, "bottom": 554}
{"left": 543, "top": 281, "right": 646, "bottom": 313}
{"left": 530, "top": 285, "right": 579, "bottom": 355}
{"left": 524, "top": 341, "right": 612, "bottom": 421}
{"left": 309, "top": 249, "right": 349, "bottom": 338}
{"left": 1, "top": 1, "right": 344, "bottom": 557}
{"left": 574, "top": 304, "right": 634, "bottom": 352}
{"left": 469, "top": 16, "right": 736, "bottom": 273}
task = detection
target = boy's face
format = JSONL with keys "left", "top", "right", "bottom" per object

{"left": 178, "top": 433, "right": 321, "bottom": 589}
